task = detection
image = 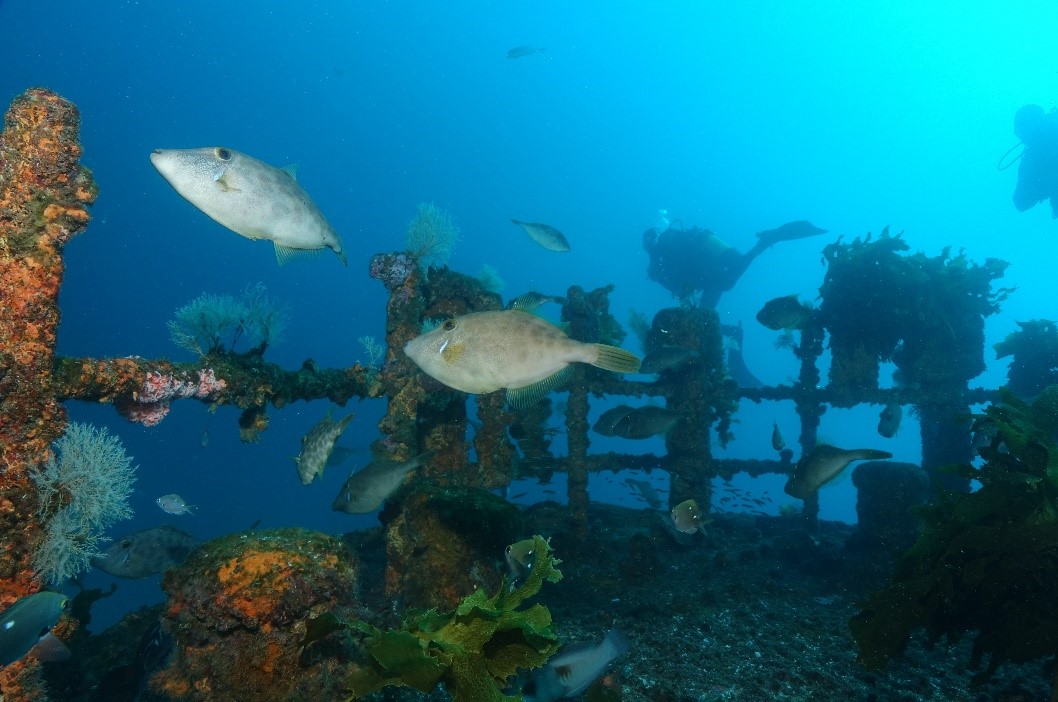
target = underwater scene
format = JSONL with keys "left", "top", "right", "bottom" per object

{"left": 2, "top": 2, "right": 1058, "bottom": 701}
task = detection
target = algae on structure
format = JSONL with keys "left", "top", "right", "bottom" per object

{"left": 345, "top": 535, "right": 563, "bottom": 701}
{"left": 850, "top": 389, "right": 1058, "bottom": 686}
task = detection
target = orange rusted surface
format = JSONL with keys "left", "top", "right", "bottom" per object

{"left": 0, "top": 88, "right": 96, "bottom": 700}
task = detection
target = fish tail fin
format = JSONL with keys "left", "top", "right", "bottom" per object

{"left": 603, "top": 627, "right": 631, "bottom": 658}
{"left": 590, "top": 344, "right": 641, "bottom": 374}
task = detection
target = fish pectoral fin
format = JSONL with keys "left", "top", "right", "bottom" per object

{"left": 215, "top": 171, "right": 241, "bottom": 192}
{"left": 441, "top": 342, "right": 466, "bottom": 364}
{"left": 506, "top": 366, "right": 573, "bottom": 408}
{"left": 30, "top": 632, "right": 72, "bottom": 662}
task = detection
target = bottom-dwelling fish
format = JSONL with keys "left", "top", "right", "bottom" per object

{"left": 331, "top": 452, "right": 431, "bottom": 513}
{"left": 784, "top": 444, "right": 893, "bottom": 499}
{"left": 0, "top": 592, "right": 71, "bottom": 667}
{"left": 525, "top": 628, "right": 630, "bottom": 701}
{"left": 92, "top": 526, "right": 198, "bottom": 578}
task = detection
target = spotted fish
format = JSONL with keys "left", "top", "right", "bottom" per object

{"left": 295, "top": 411, "right": 354, "bottom": 485}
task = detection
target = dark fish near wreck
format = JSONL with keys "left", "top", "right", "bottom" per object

{"left": 331, "top": 452, "right": 431, "bottom": 513}
{"left": 511, "top": 219, "right": 571, "bottom": 252}
{"left": 670, "top": 498, "right": 703, "bottom": 533}
{"left": 507, "top": 291, "right": 566, "bottom": 312}
{"left": 504, "top": 538, "right": 536, "bottom": 586}
{"left": 639, "top": 345, "right": 695, "bottom": 374}
{"left": 610, "top": 405, "right": 682, "bottom": 439}
{"left": 507, "top": 45, "right": 546, "bottom": 59}
{"left": 877, "top": 403, "right": 902, "bottom": 438}
{"left": 756, "top": 294, "right": 815, "bottom": 331}
{"left": 771, "top": 423, "right": 785, "bottom": 452}
{"left": 0, "top": 592, "right": 71, "bottom": 667}
{"left": 784, "top": 445, "right": 893, "bottom": 499}
{"left": 92, "top": 526, "right": 198, "bottom": 578}
{"left": 592, "top": 405, "right": 635, "bottom": 436}
{"left": 526, "top": 628, "right": 630, "bottom": 701}
{"left": 625, "top": 478, "right": 663, "bottom": 510}
{"left": 295, "top": 410, "right": 354, "bottom": 485}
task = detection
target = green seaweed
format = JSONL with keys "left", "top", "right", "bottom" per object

{"left": 344, "top": 535, "right": 563, "bottom": 701}
{"left": 849, "top": 388, "right": 1058, "bottom": 684}
{"left": 995, "top": 319, "right": 1058, "bottom": 401}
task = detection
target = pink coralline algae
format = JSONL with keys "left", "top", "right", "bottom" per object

{"left": 117, "top": 369, "right": 227, "bottom": 427}
{"left": 369, "top": 252, "right": 416, "bottom": 291}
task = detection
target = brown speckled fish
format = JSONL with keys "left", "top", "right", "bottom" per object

{"left": 404, "top": 310, "right": 640, "bottom": 407}
{"left": 784, "top": 444, "right": 892, "bottom": 499}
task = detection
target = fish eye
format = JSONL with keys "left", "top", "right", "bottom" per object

{"left": 121, "top": 539, "right": 132, "bottom": 548}
{"left": 215, "top": 147, "right": 232, "bottom": 161}
{"left": 442, "top": 320, "right": 455, "bottom": 331}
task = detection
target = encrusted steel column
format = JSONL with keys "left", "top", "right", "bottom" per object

{"left": 0, "top": 88, "right": 97, "bottom": 699}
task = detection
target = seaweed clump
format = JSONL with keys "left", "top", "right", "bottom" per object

{"left": 345, "top": 535, "right": 562, "bottom": 701}
{"left": 849, "top": 388, "right": 1058, "bottom": 688}
{"left": 994, "top": 319, "right": 1058, "bottom": 401}
{"left": 818, "top": 228, "right": 1011, "bottom": 402}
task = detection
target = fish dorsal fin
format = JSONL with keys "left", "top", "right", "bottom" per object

{"left": 506, "top": 366, "right": 573, "bottom": 408}
{"left": 280, "top": 164, "right": 299, "bottom": 181}
{"left": 30, "top": 632, "right": 71, "bottom": 663}
{"left": 274, "top": 243, "right": 318, "bottom": 266}
{"left": 441, "top": 342, "right": 466, "bottom": 364}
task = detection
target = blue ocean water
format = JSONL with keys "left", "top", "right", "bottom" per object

{"left": 3, "top": 2, "right": 1057, "bottom": 631}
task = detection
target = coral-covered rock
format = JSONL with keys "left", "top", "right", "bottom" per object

{"left": 155, "top": 529, "right": 358, "bottom": 701}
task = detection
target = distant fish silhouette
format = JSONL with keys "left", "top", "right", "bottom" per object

{"left": 507, "top": 45, "right": 546, "bottom": 59}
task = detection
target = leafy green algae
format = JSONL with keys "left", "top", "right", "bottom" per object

{"left": 850, "top": 388, "right": 1058, "bottom": 681}
{"left": 344, "top": 535, "right": 563, "bottom": 701}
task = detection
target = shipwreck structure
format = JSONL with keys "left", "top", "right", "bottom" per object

{"left": 0, "top": 88, "right": 1021, "bottom": 699}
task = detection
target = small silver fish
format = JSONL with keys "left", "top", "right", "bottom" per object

{"left": 331, "top": 452, "right": 431, "bottom": 514}
{"left": 528, "top": 628, "right": 630, "bottom": 701}
{"left": 92, "top": 526, "right": 198, "bottom": 578}
{"left": 295, "top": 411, "right": 355, "bottom": 486}
{"left": 877, "top": 403, "right": 902, "bottom": 438}
{"left": 511, "top": 219, "right": 571, "bottom": 252}
{"left": 156, "top": 493, "right": 195, "bottom": 515}
{"left": 151, "top": 147, "right": 346, "bottom": 265}
{"left": 0, "top": 592, "right": 71, "bottom": 667}
{"left": 771, "top": 423, "right": 785, "bottom": 452}
{"left": 506, "top": 45, "right": 546, "bottom": 59}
